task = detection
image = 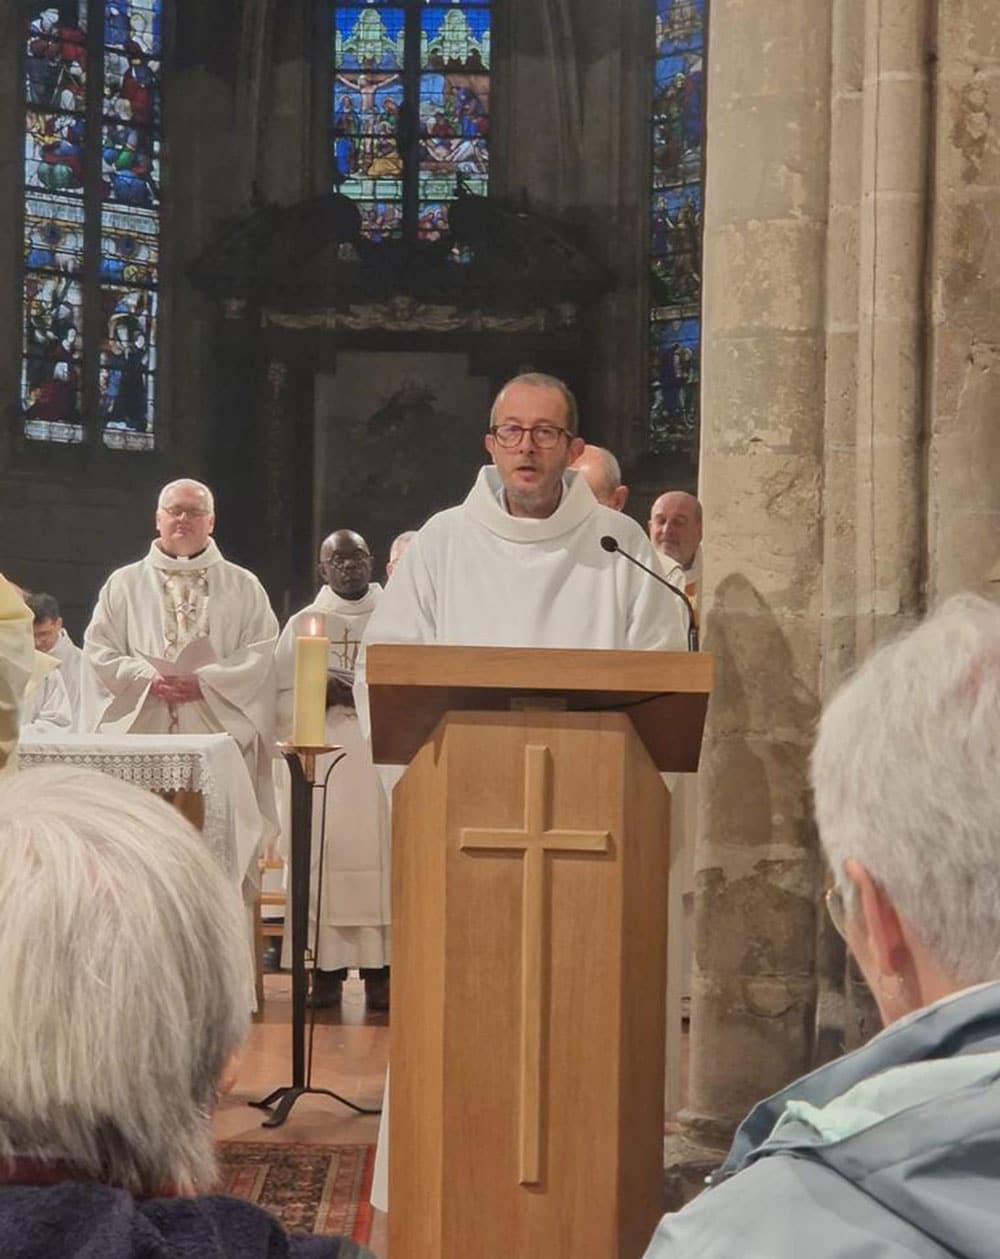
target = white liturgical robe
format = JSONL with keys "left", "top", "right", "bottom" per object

{"left": 275, "top": 584, "right": 390, "bottom": 971}
{"left": 358, "top": 466, "right": 689, "bottom": 1212}
{"left": 48, "top": 628, "right": 83, "bottom": 726}
{"left": 81, "top": 540, "right": 280, "bottom": 843}
{"left": 21, "top": 654, "right": 73, "bottom": 737}
{"left": 357, "top": 466, "right": 688, "bottom": 725}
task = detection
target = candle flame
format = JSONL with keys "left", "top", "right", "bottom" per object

{"left": 302, "top": 614, "right": 325, "bottom": 638}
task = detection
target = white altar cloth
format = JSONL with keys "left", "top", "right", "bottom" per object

{"left": 17, "top": 732, "right": 264, "bottom": 887}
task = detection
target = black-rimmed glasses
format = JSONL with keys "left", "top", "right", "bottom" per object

{"left": 489, "top": 422, "right": 572, "bottom": 450}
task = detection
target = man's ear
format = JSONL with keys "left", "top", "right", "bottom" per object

{"left": 567, "top": 435, "right": 586, "bottom": 464}
{"left": 612, "top": 486, "right": 629, "bottom": 511}
{"left": 845, "top": 857, "right": 909, "bottom": 980}
{"left": 484, "top": 432, "right": 497, "bottom": 463}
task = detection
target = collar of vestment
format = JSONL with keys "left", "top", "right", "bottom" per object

{"left": 466, "top": 466, "right": 596, "bottom": 542}
{"left": 147, "top": 539, "right": 222, "bottom": 571}
{"left": 308, "top": 583, "right": 381, "bottom": 617}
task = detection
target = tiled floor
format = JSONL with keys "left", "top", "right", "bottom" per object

{"left": 214, "top": 971, "right": 389, "bottom": 1255}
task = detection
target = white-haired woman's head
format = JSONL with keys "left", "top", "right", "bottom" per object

{"left": 0, "top": 767, "right": 250, "bottom": 1193}
{"left": 812, "top": 593, "right": 1000, "bottom": 1007}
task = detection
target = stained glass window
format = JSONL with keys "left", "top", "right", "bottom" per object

{"left": 332, "top": 0, "right": 491, "bottom": 242}
{"left": 648, "top": 0, "right": 705, "bottom": 460}
{"left": 21, "top": 1, "right": 163, "bottom": 449}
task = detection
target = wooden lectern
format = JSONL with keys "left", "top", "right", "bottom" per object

{"left": 367, "top": 645, "right": 712, "bottom": 1259}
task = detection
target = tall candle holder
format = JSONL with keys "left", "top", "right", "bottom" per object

{"left": 250, "top": 742, "right": 381, "bottom": 1127}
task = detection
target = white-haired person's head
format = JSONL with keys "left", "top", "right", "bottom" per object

{"left": 0, "top": 766, "right": 250, "bottom": 1195}
{"left": 812, "top": 593, "right": 1000, "bottom": 1025}
{"left": 386, "top": 530, "right": 417, "bottom": 579}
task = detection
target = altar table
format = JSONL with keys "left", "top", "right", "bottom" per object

{"left": 17, "top": 732, "right": 263, "bottom": 887}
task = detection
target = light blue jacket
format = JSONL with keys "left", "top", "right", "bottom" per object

{"left": 644, "top": 982, "right": 1000, "bottom": 1259}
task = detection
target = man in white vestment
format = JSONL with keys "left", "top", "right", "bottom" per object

{"left": 358, "top": 372, "right": 688, "bottom": 1214}
{"left": 648, "top": 489, "right": 704, "bottom": 1089}
{"left": 358, "top": 373, "right": 687, "bottom": 678}
{"left": 648, "top": 489, "right": 703, "bottom": 606}
{"left": 0, "top": 578, "right": 34, "bottom": 778}
{"left": 385, "top": 530, "right": 416, "bottom": 580}
{"left": 275, "top": 529, "right": 390, "bottom": 1009}
{"left": 571, "top": 442, "right": 630, "bottom": 510}
{"left": 81, "top": 478, "right": 280, "bottom": 842}
{"left": 20, "top": 653, "right": 73, "bottom": 737}
{"left": 26, "top": 592, "right": 83, "bottom": 725}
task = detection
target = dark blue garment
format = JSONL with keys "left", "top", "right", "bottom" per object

{"left": 0, "top": 1182, "right": 372, "bottom": 1259}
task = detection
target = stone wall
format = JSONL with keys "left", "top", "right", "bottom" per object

{"left": 674, "top": 0, "right": 1000, "bottom": 1195}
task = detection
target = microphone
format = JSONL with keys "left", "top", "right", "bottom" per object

{"left": 600, "top": 535, "right": 699, "bottom": 652}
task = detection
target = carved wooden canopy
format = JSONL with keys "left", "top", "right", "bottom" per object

{"left": 188, "top": 190, "right": 613, "bottom": 333}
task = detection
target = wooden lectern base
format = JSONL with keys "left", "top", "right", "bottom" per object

{"left": 389, "top": 710, "right": 670, "bottom": 1259}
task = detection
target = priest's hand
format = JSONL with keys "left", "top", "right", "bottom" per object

{"left": 169, "top": 673, "right": 203, "bottom": 702}
{"left": 326, "top": 676, "right": 355, "bottom": 709}
{"left": 150, "top": 674, "right": 203, "bottom": 703}
{"left": 149, "top": 676, "right": 175, "bottom": 701}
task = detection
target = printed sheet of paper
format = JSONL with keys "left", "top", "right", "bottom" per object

{"left": 138, "top": 638, "right": 217, "bottom": 677}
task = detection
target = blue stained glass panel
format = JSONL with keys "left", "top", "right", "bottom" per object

{"left": 25, "top": 5, "right": 88, "bottom": 111}
{"left": 24, "top": 195, "right": 86, "bottom": 275}
{"left": 417, "top": 201, "right": 450, "bottom": 240}
{"left": 650, "top": 185, "right": 702, "bottom": 315}
{"left": 105, "top": 0, "right": 163, "bottom": 55}
{"left": 333, "top": 72, "right": 404, "bottom": 136}
{"left": 421, "top": 7, "right": 490, "bottom": 71}
{"left": 22, "top": 272, "right": 85, "bottom": 441}
{"left": 329, "top": 2, "right": 491, "bottom": 236}
{"left": 356, "top": 200, "right": 404, "bottom": 241}
{"left": 102, "top": 123, "right": 160, "bottom": 207}
{"left": 99, "top": 285, "right": 157, "bottom": 440}
{"left": 419, "top": 72, "right": 489, "bottom": 139}
{"left": 104, "top": 46, "right": 161, "bottom": 127}
{"left": 332, "top": 72, "right": 404, "bottom": 191}
{"left": 649, "top": 317, "right": 700, "bottom": 454}
{"left": 648, "top": 0, "right": 704, "bottom": 457}
{"left": 101, "top": 204, "right": 159, "bottom": 285}
{"left": 652, "top": 51, "right": 703, "bottom": 188}
{"left": 335, "top": 7, "right": 406, "bottom": 70}
{"left": 25, "top": 111, "right": 87, "bottom": 195}
{"left": 656, "top": 0, "right": 705, "bottom": 55}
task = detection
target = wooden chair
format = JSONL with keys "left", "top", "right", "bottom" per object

{"left": 253, "top": 855, "right": 287, "bottom": 1008}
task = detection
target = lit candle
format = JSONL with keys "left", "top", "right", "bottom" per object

{"left": 292, "top": 614, "right": 328, "bottom": 747}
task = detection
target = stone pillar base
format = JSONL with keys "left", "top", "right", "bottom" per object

{"left": 661, "top": 1121, "right": 731, "bottom": 1212}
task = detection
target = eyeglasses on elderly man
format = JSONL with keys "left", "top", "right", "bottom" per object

{"left": 643, "top": 593, "right": 1000, "bottom": 1259}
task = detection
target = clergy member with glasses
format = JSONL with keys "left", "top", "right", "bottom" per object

{"left": 356, "top": 371, "right": 687, "bottom": 706}
{"left": 81, "top": 477, "right": 280, "bottom": 845}
{"left": 355, "top": 370, "right": 689, "bottom": 1213}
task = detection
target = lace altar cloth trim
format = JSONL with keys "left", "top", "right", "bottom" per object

{"left": 16, "top": 747, "right": 233, "bottom": 877}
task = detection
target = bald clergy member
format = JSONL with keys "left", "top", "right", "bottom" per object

{"left": 276, "top": 530, "right": 390, "bottom": 1009}
{"left": 648, "top": 489, "right": 703, "bottom": 602}
{"left": 359, "top": 372, "right": 687, "bottom": 683}
{"left": 571, "top": 443, "right": 630, "bottom": 510}
{"left": 82, "top": 478, "right": 280, "bottom": 836}
{"left": 0, "top": 577, "right": 34, "bottom": 778}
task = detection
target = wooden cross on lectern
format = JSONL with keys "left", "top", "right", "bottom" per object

{"left": 460, "top": 744, "right": 611, "bottom": 1186}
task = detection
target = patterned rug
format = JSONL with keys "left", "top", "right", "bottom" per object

{"left": 216, "top": 1141, "right": 375, "bottom": 1243}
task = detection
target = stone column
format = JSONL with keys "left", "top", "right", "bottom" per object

{"left": 852, "top": 0, "right": 933, "bottom": 656}
{"left": 666, "top": 0, "right": 834, "bottom": 1196}
{"left": 926, "top": 4, "right": 1000, "bottom": 597}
